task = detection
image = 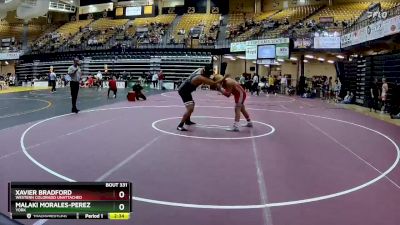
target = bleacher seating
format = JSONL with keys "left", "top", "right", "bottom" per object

{"left": 254, "top": 10, "right": 279, "bottom": 22}
{"left": 0, "top": 10, "right": 49, "bottom": 50}
{"left": 89, "top": 18, "right": 129, "bottom": 45}
{"left": 11, "top": 1, "right": 400, "bottom": 53}
{"left": 381, "top": 1, "right": 399, "bottom": 10}
{"left": 0, "top": 22, "right": 47, "bottom": 44}
{"left": 31, "top": 25, "right": 60, "bottom": 49}
{"left": 265, "top": 6, "right": 319, "bottom": 38}
{"left": 69, "top": 18, "right": 128, "bottom": 47}
{"left": 174, "top": 13, "right": 220, "bottom": 44}
{"left": 132, "top": 14, "right": 176, "bottom": 27}
{"left": 113, "top": 15, "right": 176, "bottom": 46}
{"left": 308, "top": 3, "right": 370, "bottom": 27}
{"left": 228, "top": 13, "right": 245, "bottom": 27}
{"left": 229, "top": 10, "right": 277, "bottom": 40}
{"left": 48, "top": 19, "right": 93, "bottom": 49}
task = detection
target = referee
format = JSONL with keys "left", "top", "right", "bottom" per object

{"left": 68, "top": 58, "right": 82, "bottom": 113}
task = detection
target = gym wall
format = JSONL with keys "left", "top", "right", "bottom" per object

{"left": 0, "top": 62, "right": 16, "bottom": 75}
{"left": 262, "top": 0, "right": 328, "bottom": 11}
{"left": 229, "top": 0, "right": 255, "bottom": 13}
{"left": 161, "top": 0, "right": 185, "bottom": 8}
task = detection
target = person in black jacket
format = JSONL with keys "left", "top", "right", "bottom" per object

{"left": 132, "top": 83, "right": 146, "bottom": 101}
{"left": 390, "top": 80, "right": 400, "bottom": 119}
{"left": 369, "top": 78, "right": 380, "bottom": 112}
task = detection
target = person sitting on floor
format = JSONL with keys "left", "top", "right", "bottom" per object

{"left": 341, "top": 91, "right": 354, "bottom": 104}
{"left": 132, "top": 82, "right": 146, "bottom": 101}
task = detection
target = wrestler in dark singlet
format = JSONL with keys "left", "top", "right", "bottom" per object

{"left": 177, "top": 66, "right": 226, "bottom": 131}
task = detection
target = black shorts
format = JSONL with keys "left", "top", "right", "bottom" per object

{"left": 178, "top": 90, "right": 194, "bottom": 106}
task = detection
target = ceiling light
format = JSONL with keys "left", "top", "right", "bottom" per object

{"left": 305, "top": 54, "right": 314, "bottom": 59}
{"left": 277, "top": 58, "right": 284, "bottom": 62}
{"left": 317, "top": 57, "right": 325, "bottom": 61}
{"left": 303, "top": 59, "right": 309, "bottom": 63}
{"left": 5, "top": 61, "right": 9, "bottom": 65}
{"left": 223, "top": 55, "right": 233, "bottom": 59}
{"left": 237, "top": 55, "right": 246, "bottom": 59}
{"left": 252, "top": 61, "right": 257, "bottom": 63}
{"left": 336, "top": 55, "right": 345, "bottom": 59}
{"left": 327, "top": 60, "right": 335, "bottom": 64}
{"left": 290, "top": 57, "right": 297, "bottom": 61}
{"left": 264, "top": 65, "right": 270, "bottom": 67}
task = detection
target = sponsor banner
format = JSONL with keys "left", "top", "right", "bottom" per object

{"left": 313, "top": 36, "right": 341, "bottom": 49}
{"left": 353, "top": 27, "right": 367, "bottom": 45}
{"left": 245, "top": 37, "right": 289, "bottom": 46}
{"left": 341, "top": 33, "right": 352, "bottom": 48}
{"left": 245, "top": 45, "right": 257, "bottom": 60}
{"left": 230, "top": 41, "right": 246, "bottom": 52}
{"left": 366, "top": 20, "right": 384, "bottom": 41}
{"left": 1, "top": 38, "right": 12, "bottom": 43}
{"left": 0, "top": 52, "right": 20, "bottom": 60}
{"left": 103, "top": 81, "right": 126, "bottom": 89}
{"left": 231, "top": 38, "right": 289, "bottom": 53}
{"left": 341, "top": 27, "right": 367, "bottom": 48}
{"left": 275, "top": 43, "right": 289, "bottom": 59}
{"left": 294, "top": 38, "right": 313, "bottom": 49}
{"left": 238, "top": 38, "right": 289, "bottom": 59}
{"left": 136, "top": 27, "right": 148, "bottom": 32}
{"left": 257, "top": 59, "right": 276, "bottom": 64}
{"left": 319, "top": 17, "right": 334, "bottom": 23}
{"left": 383, "top": 15, "right": 400, "bottom": 36}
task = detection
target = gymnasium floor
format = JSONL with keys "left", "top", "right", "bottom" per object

{"left": 1, "top": 88, "right": 400, "bottom": 225}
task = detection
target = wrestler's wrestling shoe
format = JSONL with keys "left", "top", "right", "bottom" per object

{"left": 177, "top": 126, "right": 188, "bottom": 131}
{"left": 226, "top": 126, "right": 239, "bottom": 132}
{"left": 185, "top": 121, "right": 196, "bottom": 125}
{"left": 242, "top": 122, "right": 253, "bottom": 127}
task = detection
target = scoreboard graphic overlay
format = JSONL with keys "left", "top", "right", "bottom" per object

{"left": 8, "top": 182, "right": 132, "bottom": 220}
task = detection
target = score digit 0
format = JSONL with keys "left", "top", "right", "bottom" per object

{"left": 119, "top": 191, "right": 125, "bottom": 199}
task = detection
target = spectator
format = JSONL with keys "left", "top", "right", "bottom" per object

{"left": 96, "top": 71, "right": 103, "bottom": 89}
{"left": 268, "top": 75, "right": 275, "bottom": 95}
{"left": 381, "top": 78, "right": 389, "bottom": 113}
{"left": 369, "top": 77, "right": 379, "bottom": 112}
{"left": 280, "top": 75, "right": 287, "bottom": 95}
{"left": 333, "top": 79, "right": 341, "bottom": 102}
{"left": 390, "top": 80, "right": 400, "bottom": 119}
{"left": 49, "top": 70, "right": 57, "bottom": 93}
{"left": 132, "top": 82, "right": 146, "bottom": 101}
{"left": 87, "top": 76, "right": 94, "bottom": 88}
{"left": 329, "top": 77, "right": 334, "bottom": 97}
{"left": 239, "top": 74, "right": 246, "bottom": 90}
{"left": 152, "top": 71, "right": 158, "bottom": 89}
{"left": 158, "top": 70, "right": 164, "bottom": 90}
{"left": 341, "top": 91, "right": 353, "bottom": 104}
{"left": 108, "top": 76, "right": 117, "bottom": 98}
{"left": 251, "top": 74, "right": 259, "bottom": 96}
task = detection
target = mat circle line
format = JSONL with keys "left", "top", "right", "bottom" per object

{"left": 152, "top": 116, "right": 275, "bottom": 139}
{"left": 0, "top": 98, "right": 52, "bottom": 119}
{"left": 19, "top": 105, "right": 400, "bottom": 209}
